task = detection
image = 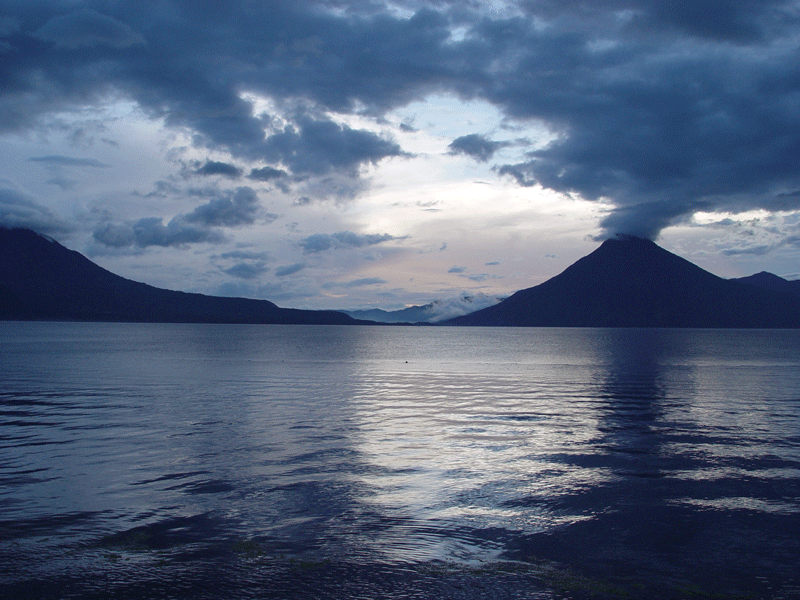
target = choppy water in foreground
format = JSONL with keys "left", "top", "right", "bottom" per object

{"left": 1, "top": 323, "right": 799, "bottom": 599}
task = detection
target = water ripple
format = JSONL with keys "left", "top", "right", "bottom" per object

{"left": 2, "top": 323, "right": 800, "bottom": 599}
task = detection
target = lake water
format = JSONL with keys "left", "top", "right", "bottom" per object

{"left": 1, "top": 323, "right": 799, "bottom": 599}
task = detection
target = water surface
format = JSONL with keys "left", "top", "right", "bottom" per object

{"left": 1, "top": 323, "right": 799, "bottom": 598}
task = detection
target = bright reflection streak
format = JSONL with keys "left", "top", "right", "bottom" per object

{"left": 347, "top": 368, "right": 614, "bottom": 562}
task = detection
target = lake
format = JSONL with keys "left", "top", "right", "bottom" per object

{"left": 1, "top": 323, "right": 799, "bottom": 599}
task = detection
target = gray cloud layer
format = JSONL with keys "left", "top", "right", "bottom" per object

{"left": 32, "top": 8, "right": 145, "bottom": 49}
{"left": 0, "top": 181, "right": 73, "bottom": 235}
{"left": 193, "top": 160, "right": 243, "bottom": 179}
{"left": 448, "top": 134, "right": 510, "bottom": 163}
{"left": 93, "top": 186, "right": 262, "bottom": 248}
{"left": 3, "top": 1, "right": 800, "bottom": 238}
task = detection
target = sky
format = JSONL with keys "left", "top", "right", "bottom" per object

{"left": 2, "top": 0, "right": 800, "bottom": 311}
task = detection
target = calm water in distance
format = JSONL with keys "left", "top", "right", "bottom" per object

{"left": 1, "top": 322, "right": 799, "bottom": 599}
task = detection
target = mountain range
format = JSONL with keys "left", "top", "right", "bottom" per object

{"left": 0, "top": 227, "right": 360, "bottom": 325}
{"left": 445, "top": 235, "right": 800, "bottom": 328}
{"left": 731, "top": 271, "right": 800, "bottom": 298}
{"left": 344, "top": 293, "right": 505, "bottom": 324}
{"left": 2, "top": 226, "right": 799, "bottom": 327}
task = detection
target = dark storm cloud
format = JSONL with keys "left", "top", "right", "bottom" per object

{"left": 193, "top": 160, "right": 243, "bottom": 179}
{"left": 4, "top": 0, "right": 800, "bottom": 238}
{"left": 300, "top": 230, "right": 400, "bottom": 253}
{"left": 259, "top": 115, "right": 406, "bottom": 176}
{"left": 484, "top": 0, "right": 800, "bottom": 237}
{"left": 1, "top": 2, "right": 410, "bottom": 174}
{"left": 448, "top": 134, "right": 510, "bottom": 162}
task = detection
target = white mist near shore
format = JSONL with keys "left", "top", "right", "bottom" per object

{"left": 423, "top": 292, "right": 504, "bottom": 322}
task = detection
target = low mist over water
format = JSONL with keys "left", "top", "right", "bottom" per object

{"left": 2, "top": 323, "right": 799, "bottom": 599}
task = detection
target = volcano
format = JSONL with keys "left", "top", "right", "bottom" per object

{"left": 446, "top": 236, "right": 800, "bottom": 328}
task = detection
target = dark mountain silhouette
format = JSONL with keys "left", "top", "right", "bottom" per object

{"left": 446, "top": 236, "right": 800, "bottom": 328}
{"left": 731, "top": 271, "right": 800, "bottom": 298}
{"left": 0, "top": 227, "right": 361, "bottom": 324}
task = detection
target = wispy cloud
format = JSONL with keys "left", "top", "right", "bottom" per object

{"left": 300, "top": 231, "right": 401, "bottom": 253}
{"left": 323, "top": 277, "right": 387, "bottom": 289}
{"left": 29, "top": 155, "right": 110, "bottom": 168}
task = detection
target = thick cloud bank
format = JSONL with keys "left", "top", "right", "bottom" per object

{"left": 2, "top": 0, "right": 800, "bottom": 239}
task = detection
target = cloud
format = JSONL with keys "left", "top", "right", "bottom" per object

{"left": 0, "top": 16, "right": 19, "bottom": 37}
{"left": 458, "top": 272, "right": 502, "bottom": 283}
{"left": 0, "top": 181, "right": 73, "bottom": 235}
{"left": 424, "top": 292, "right": 504, "bottom": 322}
{"left": 33, "top": 8, "right": 145, "bottom": 49}
{"left": 216, "top": 250, "right": 269, "bottom": 261}
{"left": 448, "top": 134, "right": 510, "bottom": 162}
{"left": 193, "top": 160, "right": 243, "bottom": 179}
{"left": 300, "top": 230, "right": 400, "bottom": 253}
{"left": 5, "top": 1, "right": 800, "bottom": 238}
{"left": 275, "top": 263, "right": 306, "bottom": 277}
{"left": 719, "top": 228, "right": 800, "bottom": 257}
{"left": 93, "top": 188, "right": 260, "bottom": 249}
{"left": 45, "top": 177, "right": 78, "bottom": 191}
{"left": 28, "top": 154, "right": 110, "bottom": 192}
{"left": 259, "top": 114, "right": 407, "bottom": 177}
{"left": 721, "top": 244, "right": 774, "bottom": 257}
{"left": 93, "top": 217, "right": 225, "bottom": 249}
{"left": 248, "top": 166, "right": 288, "bottom": 181}
{"left": 90, "top": 222, "right": 135, "bottom": 248}
{"left": 210, "top": 248, "right": 271, "bottom": 279}
{"left": 323, "top": 277, "right": 387, "bottom": 289}
{"left": 183, "top": 186, "right": 261, "bottom": 227}
{"left": 626, "top": 0, "right": 773, "bottom": 43}
{"left": 28, "top": 155, "right": 110, "bottom": 168}
{"left": 594, "top": 201, "right": 703, "bottom": 241}
{"left": 221, "top": 262, "right": 270, "bottom": 279}
{"left": 486, "top": 1, "right": 800, "bottom": 238}
{"left": 448, "top": 266, "right": 466, "bottom": 273}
